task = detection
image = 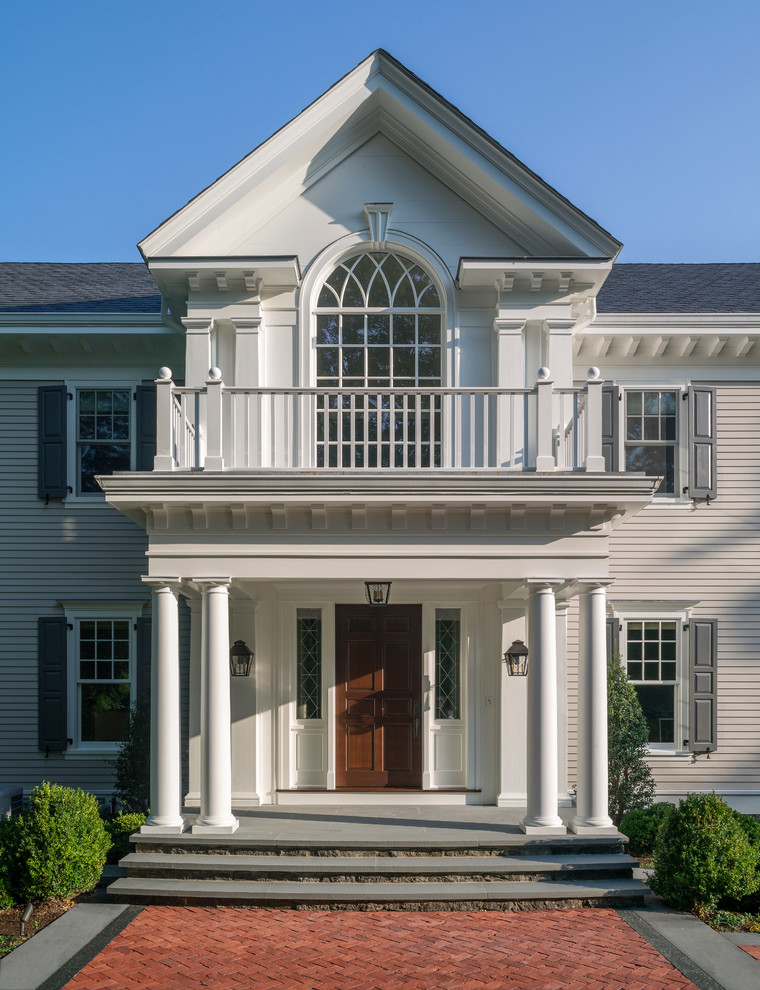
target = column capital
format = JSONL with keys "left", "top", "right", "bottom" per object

{"left": 190, "top": 578, "right": 232, "bottom": 593}
{"left": 543, "top": 317, "right": 576, "bottom": 333}
{"left": 492, "top": 317, "right": 526, "bottom": 335}
{"left": 141, "top": 577, "right": 183, "bottom": 592}
{"left": 526, "top": 579, "right": 563, "bottom": 592}
{"left": 576, "top": 579, "right": 615, "bottom": 593}
{"left": 230, "top": 317, "right": 262, "bottom": 332}
{"left": 181, "top": 316, "right": 215, "bottom": 333}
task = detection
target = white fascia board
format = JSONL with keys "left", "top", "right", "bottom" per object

{"left": 589, "top": 313, "right": 760, "bottom": 334}
{"left": 0, "top": 313, "right": 174, "bottom": 334}
{"left": 139, "top": 51, "right": 620, "bottom": 261}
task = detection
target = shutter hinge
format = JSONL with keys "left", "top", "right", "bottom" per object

{"left": 67, "top": 392, "right": 73, "bottom": 400}
{"left": 682, "top": 392, "right": 688, "bottom": 401}
{"left": 67, "top": 623, "right": 73, "bottom": 631}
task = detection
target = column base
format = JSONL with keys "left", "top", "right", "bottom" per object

{"left": 569, "top": 816, "right": 617, "bottom": 835}
{"left": 520, "top": 817, "right": 567, "bottom": 835}
{"left": 140, "top": 817, "right": 186, "bottom": 835}
{"left": 191, "top": 817, "right": 239, "bottom": 835}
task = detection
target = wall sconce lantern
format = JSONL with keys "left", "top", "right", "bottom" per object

{"left": 229, "top": 640, "right": 254, "bottom": 677}
{"left": 503, "top": 639, "right": 529, "bottom": 676}
{"left": 365, "top": 581, "right": 392, "bottom": 607}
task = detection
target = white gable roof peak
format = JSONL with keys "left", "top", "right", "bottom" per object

{"left": 139, "top": 50, "right": 621, "bottom": 262}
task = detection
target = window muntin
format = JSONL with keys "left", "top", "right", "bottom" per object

{"left": 435, "top": 608, "right": 461, "bottom": 720}
{"left": 296, "top": 608, "right": 322, "bottom": 720}
{"left": 77, "top": 388, "right": 131, "bottom": 494}
{"left": 315, "top": 253, "right": 443, "bottom": 389}
{"left": 626, "top": 620, "right": 678, "bottom": 745}
{"left": 624, "top": 390, "right": 678, "bottom": 494}
{"left": 77, "top": 619, "right": 132, "bottom": 743}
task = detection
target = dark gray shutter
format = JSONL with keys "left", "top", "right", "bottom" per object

{"left": 38, "top": 617, "right": 68, "bottom": 751}
{"left": 606, "top": 617, "right": 620, "bottom": 659}
{"left": 601, "top": 385, "right": 619, "bottom": 472}
{"left": 38, "top": 385, "right": 68, "bottom": 498}
{"left": 688, "top": 386, "right": 717, "bottom": 500}
{"left": 688, "top": 618, "right": 718, "bottom": 753}
{"left": 136, "top": 616, "right": 152, "bottom": 708}
{"left": 135, "top": 385, "right": 157, "bottom": 471}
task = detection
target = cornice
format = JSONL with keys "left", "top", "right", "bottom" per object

{"left": 0, "top": 313, "right": 172, "bottom": 333}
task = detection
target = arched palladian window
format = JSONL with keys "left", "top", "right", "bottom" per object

{"left": 315, "top": 252, "right": 443, "bottom": 388}
{"left": 314, "top": 252, "right": 444, "bottom": 468}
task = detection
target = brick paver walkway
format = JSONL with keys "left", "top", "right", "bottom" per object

{"left": 63, "top": 906, "right": 699, "bottom": 989}
{"left": 739, "top": 943, "right": 760, "bottom": 961}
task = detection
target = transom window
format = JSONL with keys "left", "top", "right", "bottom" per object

{"left": 315, "top": 253, "right": 443, "bottom": 388}
{"left": 624, "top": 390, "right": 678, "bottom": 495}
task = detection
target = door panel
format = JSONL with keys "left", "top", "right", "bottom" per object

{"left": 336, "top": 604, "right": 422, "bottom": 788}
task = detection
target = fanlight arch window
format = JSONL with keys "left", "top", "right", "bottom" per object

{"left": 313, "top": 252, "right": 445, "bottom": 468}
{"left": 315, "top": 252, "right": 443, "bottom": 388}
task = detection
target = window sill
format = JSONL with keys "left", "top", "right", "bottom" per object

{"left": 645, "top": 749, "right": 692, "bottom": 759}
{"left": 643, "top": 499, "right": 695, "bottom": 510}
{"left": 65, "top": 747, "right": 121, "bottom": 758}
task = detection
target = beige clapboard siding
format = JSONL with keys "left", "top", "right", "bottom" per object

{"left": 0, "top": 382, "right": 153, "bottom": 797}
{"left": 567, "top": 384, "right": 760, "bottom": 796}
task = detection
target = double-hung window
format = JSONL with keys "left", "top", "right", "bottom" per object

{"left": 625, "top": 619, "right": 679, "bottom": 747}
{"left": 624, "top": 390, "right": 678, "bottom": 495}
{"left": 38, "top": 382, "right": 156, "bottom": 500}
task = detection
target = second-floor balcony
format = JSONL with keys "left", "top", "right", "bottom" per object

{"left": 153, "top": 368, "right": 609, "bottom": 474}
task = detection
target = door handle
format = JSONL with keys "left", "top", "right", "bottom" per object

{"left": 413, "top": 700, "right": 421, "bottom": 738}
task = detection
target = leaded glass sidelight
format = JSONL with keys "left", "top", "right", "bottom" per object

{"left": 315, "top": 252, "right": 444, "bottom": 468}
{"left": 435, "top": 608, "right": 461, "bottom": 720}
{"left": 297, "top": 608, "right": 322, "bottom": 720}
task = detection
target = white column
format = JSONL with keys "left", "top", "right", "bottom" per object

{"left": 141, "top": 579, "right": 184, "bottom": 833}
{"left": 522, "top": 581, "right": 566, "bottom": 834}
{"left": 571, "top": 581, "right": 615, "bottom": 833}
{"left": 193, "top": 579, "right": 239, "bottom": 833}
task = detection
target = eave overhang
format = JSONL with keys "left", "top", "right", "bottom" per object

{"left": 457, "top": 258, "right": 614, "bottom": 300}
{"left": 146, "top": 256, "right": 301, "bottom": 306}
{"left": 101, "top": 469, "right": 658, "bottom": 530}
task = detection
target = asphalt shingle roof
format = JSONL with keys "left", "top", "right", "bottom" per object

{"left": 597, "top": 263, "right": 760, "bottom": 313}
{"left": 0, "top": 263, "right": 161, "bottom": 314}
{"left": 0, "top": 261, "right": 758, "bottom": 315}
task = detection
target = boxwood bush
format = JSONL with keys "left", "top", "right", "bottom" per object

{"left": 104, "top": 812, "right": 146, "bottom": 864}
{"left": 650, "top": 792, "right": 760, "bottom": 915}
{"left": 15, "top": 783, "right": 111, "bottom": 900}
{"left": 0, "top": 817, "right": 21, "bottom": 908}
{"left": 620, "top": 802, "right": 673, "bottom": 856}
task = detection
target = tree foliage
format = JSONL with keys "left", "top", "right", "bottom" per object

{"left": 608, "top": 654, "right": 655, "bottom": 826}
{"left": 111, "top": 702, "right": 151, "bottom": 813}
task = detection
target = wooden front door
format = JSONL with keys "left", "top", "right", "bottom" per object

{"left": 336, "top": 604, "right": 422, "bottom": 788}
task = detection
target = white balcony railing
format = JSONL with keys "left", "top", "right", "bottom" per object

{"left": 153, "top": 368, "right": 607, "bottom": 473}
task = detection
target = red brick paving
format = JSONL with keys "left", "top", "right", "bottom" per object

{"left": 64, "top": 907, "right": 700, "bottom": 990}
{"left": 740, "top": 943, "right": 760, "bottom": 961}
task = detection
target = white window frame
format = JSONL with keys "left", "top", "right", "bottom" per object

{"left": 65, "top": 381, "right": 137, "bottom": 501}
{"left": 619, "top": 385, "right": 688, "bottom": 500}
{"left": 613, "top": 601, "right": 696, "bottom": 756}
{"left": 62, "top": 601, "right": 143, "bottom": 755}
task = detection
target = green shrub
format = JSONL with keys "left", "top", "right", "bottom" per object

{"left": 104, "top": 812, "right": 146, "bottom": 864}
{"left": 111, "top": 702, "right": 150, "bottom": 813}
{"left": 15, "top": 783, "right": 111, "bottom": 901}
{"left": 608, "top": 655, "right": 656, "bottom": 826}
{"left": 0, "top": 817, "right": 22, "bottom": 908}
{"left": 650, "top": 792, "right": 760, "bottom": 915}
{"left": 621, "top": 802, "right": 673, "bottom": 855}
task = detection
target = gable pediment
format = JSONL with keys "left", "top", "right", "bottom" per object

{"left": 139, "top": 51, "right": 620, "bottom": 265}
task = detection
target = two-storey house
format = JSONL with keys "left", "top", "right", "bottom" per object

{"left": 3, "top": 51, "right": 759, "bottom": 835}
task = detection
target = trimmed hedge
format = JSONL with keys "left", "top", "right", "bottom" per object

{"left": 104, "top": 812, "right": 146, "bottom": 864}
{"left": 650, "top": 793, "right": 760, "bottom": 915}
{"left": 620, "top": 802, "right": 673, "bottom": 856}
{"left": 15, "top": 783, "right": 111, "bottom": 901}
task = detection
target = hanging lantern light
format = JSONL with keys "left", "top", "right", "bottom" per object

{"left": 229, "top": 640, "right": 254, "bottom": 677}
{"left": 364, "top": 581, "right": 392, "bottom": 607}
{"left": 503, "top": 639, "right": 529, "bottom": 676}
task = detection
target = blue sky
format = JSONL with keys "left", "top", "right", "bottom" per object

{"left": 2, "top": 0, "right": 758, "bottom": 263}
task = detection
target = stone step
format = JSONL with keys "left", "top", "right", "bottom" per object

{"left": 108, "top": 876, "right": 649, "bottom": 909}
{"left": 131, "top": 834, "right": 626, "bottom": 858}
{"left": 121, "top": 851, "right": 636, "bottom": 884}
